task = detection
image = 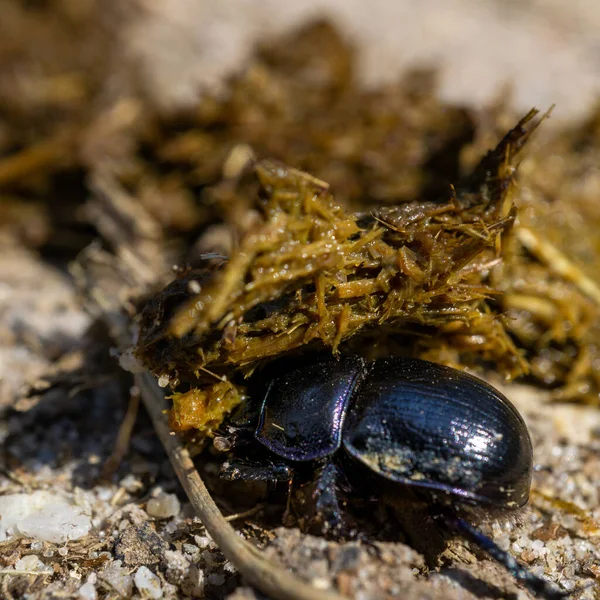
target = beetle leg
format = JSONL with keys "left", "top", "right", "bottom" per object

{"left": 220, "top": 459, "right": 296, "bottom": 525}
{"left": 294, "top": 462, "right": 348, "bottom": 536}
{"left": 282, "top": 474, "right": 296, "bottom": 527}
{"left": 445, "top": 516, "right": 568, "bottom": 600}
{"left": 220, "top": 459, "right": 293, "bottom": 483}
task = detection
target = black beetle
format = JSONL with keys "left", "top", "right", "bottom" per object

{"left": 219, "top": 355, "right": 566, "bottom": 600}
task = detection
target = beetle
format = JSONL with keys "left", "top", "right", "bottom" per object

{"left": 218, "top": 355, "right": 567, "bottom": 600}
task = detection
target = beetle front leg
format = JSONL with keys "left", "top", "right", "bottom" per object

{"left": 220, "top": 459, "right": 293, "bottom": 484}
{"left": 220, "top": 458, "right": 297, "bottom": 525}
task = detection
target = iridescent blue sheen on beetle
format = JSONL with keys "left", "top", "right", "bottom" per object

{"left": 221, "top": 355, "right": 565, "bottom": 600}
{"left": 257, "top": 356, "right": 532, "bottom": 509}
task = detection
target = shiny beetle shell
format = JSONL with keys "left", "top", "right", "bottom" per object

{"left": 256, "top": 356, "right": 533, "bottom": 509}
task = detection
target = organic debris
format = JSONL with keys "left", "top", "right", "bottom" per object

{"left": 126, "top": 23, "right": 598, "bottom": 433}
{"left": 495, "top": 110, "right": 600, "bottom": 402}
{"left": 134, "top": 108, "right": 555, "bottom": 433}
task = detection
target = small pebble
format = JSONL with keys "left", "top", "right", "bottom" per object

{"left": 311, "top": 577, "right": 331, "bottom": 590}
{"left": 183, "top": 543, "right": 200, "bottom": 560}
{"left": 163, "top": 519, "right": 180, "bottom": 535}
{"left": 134, "top": 566, "right": 163, "bottom": 599}
{"left": 201, "top": 550, "right": 220, "bottom": 566}
{"left": 194, "top": 535, "right": 212, "bottom": 549}
{"left": 15, "top": 555, "right": 51, "bottom": 573}
{"left": 163, "top": 549, "right": 190, "bottom": 577}
{"left": 147, "top": 493, "right": 180, "bottom": 519}
{"left": 494, "top": 534, "right": 510, "bottom": 551}
{"left": 95, "top": 487, "right": 114, "bottom": 502}
{"left": 0, "top": 491, "right": 91, "bottom": 543}
{"left": 531, "top": 539, "right": 545, "bottom": 551}
{"left": 100, "top": 561, "right": 133, "bottom": 597}
{"left": 120, "top": 474, "right": 143, "bottom": 493}
{"left": 78, "top": 580, "right": 97, "bottom": 600}
{"left": 223, "top": 560, "right": 236, "bottom": 573}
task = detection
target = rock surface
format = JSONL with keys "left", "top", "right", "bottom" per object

{"left": 0, "top": 490, "right": 92, "bottom": 544}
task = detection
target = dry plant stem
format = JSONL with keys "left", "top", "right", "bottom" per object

{"left": 135, "top": 371, "right": 346, "bottom": 600}
{"left": 224, "top": 504, "right": 266, "bottom": 522}
{"left": 77, "top": 180, "right": 346, "bottom": 599}
{"left": 0, "top": 570, "right": 53, "bottom": 576}
{"left": 101, "top": 387, "right": 141, "bottom": 480}
{"left": 0, "top": 130, "right": 76, "bottom": 187}
{"left": 516, "top": 227, "right": 600, "bottom": 305}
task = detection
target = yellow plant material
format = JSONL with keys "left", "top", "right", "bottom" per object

{"left": 136, "top": 111, "right": 547, "bottom": 432}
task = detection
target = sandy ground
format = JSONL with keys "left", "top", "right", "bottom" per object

{"left": 126, "top": 0, "right": 600, "bottom": 121}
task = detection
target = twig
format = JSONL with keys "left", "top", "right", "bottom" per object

{"left": 224, "top": 504, "right": 266, "bottom": 522}
{"left": 79, "top": 176, "right": 346, "bottom": 600}
{"left": 135, "top": 372, "right": 345, "bottom": 600}
{"left": 0, "top": 570, "right": 53, "bottom": 576}
{"left": 0, "top": 129, "right": 77, "bottom": 187}
{"left": 101, "top": 387, "right": 141, "bottom": 480}
{"left": 516, "top": 227, "right": 600, "bottom": 306}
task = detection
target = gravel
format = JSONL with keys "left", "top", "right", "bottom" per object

{"left": 146, "top": 493, "right": 181, "bottom": 520}
{"left": 1, "top": 364, "right": 599, "bottom": 599}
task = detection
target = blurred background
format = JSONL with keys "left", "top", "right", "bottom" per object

{"left": 3, "top": 0, "right": 600, "bottom": 443}
{"left": 124, "top": 0, "right": 600, "bottom": 119}
{"left": 3, "top": 0, "right": 600, "bottom": 122}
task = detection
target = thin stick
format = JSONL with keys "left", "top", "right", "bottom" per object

{"left": 80, "top": 180, "right": 345, "bottom": 600}
{"left": 516, "top": 227, "right": 600, "bottom": 306}
{"left": 135, "top": 372, "right": 345, "bottom": 600}
{"left": 0, "top": 130, "right": 77, "bottom": 187}
{"left": 0, "top": 570, "right": 53, "bottom": 576}
{"left": 224, "top": 504, "right": 266, "bottom": 522}
{"left": 101, "top": 387, "right": 141, "bottom": 480}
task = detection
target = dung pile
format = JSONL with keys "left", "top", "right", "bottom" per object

{"left": 126, "top": 24, "right": 600, "bottom": 433}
